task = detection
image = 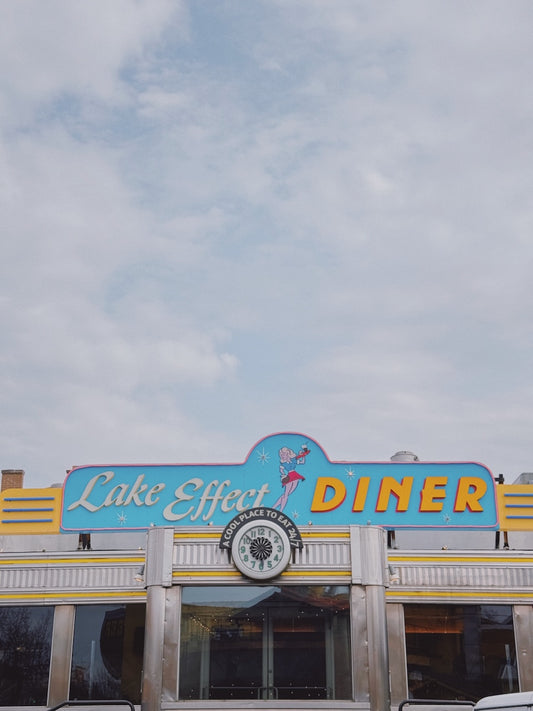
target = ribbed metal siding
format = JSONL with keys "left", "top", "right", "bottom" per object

{"left": 174, "top": 541, "right": 228, "bottom": 568}
{"left": 1, "top": 564, "right": 142, "bottom": 589}
{"left": 399, "top": 563, "right": 533, "bottom": 588}
{"left": 4, "top": 540, "right": 533, "bottom": 604}
{"left": 387, "top": 552, "right": 533, "bottom": 603}
{"left": 173, "top": 535, "right": 352, "bottom": 577}
{"left": 293, "top": 539, "right": 351, "bottom": 567}
{"left": 0, "top": 552, "right": 146, "bottom": 603}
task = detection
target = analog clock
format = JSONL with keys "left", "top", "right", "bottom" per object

{"left": 231, "top": 520, "right": 292, "bottom": 579}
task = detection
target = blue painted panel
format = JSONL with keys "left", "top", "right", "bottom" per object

{"left": 61, "top": 433, "right": 498, "bottom": 531}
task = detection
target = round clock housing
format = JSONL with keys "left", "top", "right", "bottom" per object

{"left": 231, "top": 520, "right": 292, "bottom": 579}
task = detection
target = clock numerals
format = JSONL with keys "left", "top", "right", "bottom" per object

{"left": 231, "top": 520, "right": 292, "bottom": 580}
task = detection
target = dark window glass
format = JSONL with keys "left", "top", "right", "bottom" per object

{"left": 70, "top": 604, "right": 145, "bottom": 704}
{"left": 0, "top": 605, "right": 53, "bottom": 706}
{"left": 405, "top": 604, "right": 518, "bottom": 701}
{"left": 179, "top": 585, "right": 351, "bottom": 700}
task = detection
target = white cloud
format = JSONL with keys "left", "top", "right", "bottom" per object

{"left": 0, "top": 0, "right": 532, "bottom": 490}
{"left": 0, "top": 0, "right": 183, "bottom": 116}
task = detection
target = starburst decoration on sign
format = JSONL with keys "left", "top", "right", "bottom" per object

{"left": 345, "top": 467, "right": 356, "bottom": 478}
{"left": 292, "top": 510, "right": 300, "bottom": 519}
{"left": 117, "top": 512, "right": 127, "bottom": 526}
{"left": 442, "top": 513, "right": 451, "bottom": 524}
{"left": 256, "top": 447, "right": 270, "bottom": 465}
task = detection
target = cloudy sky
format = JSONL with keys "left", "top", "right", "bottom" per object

{"left": 1, "top": 1, "right": 532, "bottom": 488}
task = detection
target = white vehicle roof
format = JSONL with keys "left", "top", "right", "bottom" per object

{"left": 475, "top": 692, "right": 533, "bottom": 710}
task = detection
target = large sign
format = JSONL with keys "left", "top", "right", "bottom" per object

{"left": 60, "top": 433, "right": 498, "bottom": 532}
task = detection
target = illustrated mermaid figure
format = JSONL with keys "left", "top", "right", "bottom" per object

{"left": 272, "top": 445, "right": 309, "bottom": 511}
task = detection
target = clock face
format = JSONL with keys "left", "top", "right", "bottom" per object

{"left": 231, "top": 520, "right": 292, "bottom": 579}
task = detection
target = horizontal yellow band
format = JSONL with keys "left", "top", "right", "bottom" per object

{"left": 172, "top": 568, "right": 350, "bottom": 578}
{"left": 173, "top": 570, "right": 241, "bottom": 577}
{"left": 301, "top": 532, "right": 350, "bottom": 538}
{"left": 0, "top": 590, "right": 146, "bottom": 600}
{"left": 388, "top": 555, "right": 533, "bottom": 564}
{"left": 173, "top": 531, "right": 350, "bottom": 541}
{"left": 0, "top": 556, "right": 145, "bottom": 566}
{"left": 280, "top": 569, "right": 351, "bottom": 577}
{"left": 386, "top": 589, "right": 533, "bottom": 599}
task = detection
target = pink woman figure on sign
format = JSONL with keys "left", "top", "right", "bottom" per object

{"left": 272, "top": 445, "right": 310, "bottom": 512}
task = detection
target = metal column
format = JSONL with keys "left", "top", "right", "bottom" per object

{"left": 141, "top": 527, "right": 174, "bottom": 711}
{"left": 162, "top": 585, "right": 182, "bottom": 703}
{"left": 351, "top": 526, "right": 391, "bottom": 711}
{"left": 387, "top": 603, "right": 408, "bottom": 705}
{"left": 47, "top": 604, "right": 76, "bottom": 707}
{"left": 514, "top": 605, "right": 533, "bottom": 690}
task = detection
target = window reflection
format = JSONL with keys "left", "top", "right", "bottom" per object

{"left": 179, "top": 585, "right": 351, "bottom": 700}
{"left": 70, "top": 604, "right": 145, "bottom": 704}
{"left": 405, "top": 604, "right": 518, "bottom": 701}
{"left": 0, "top": 606, "right": 53, "bottom": 707}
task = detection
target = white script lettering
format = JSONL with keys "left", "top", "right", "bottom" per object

{"left": 67, "top": 471, "right": 166, "bottom": 512}
{"left": 163, "top": 478, "right": 271, "bottom": 522}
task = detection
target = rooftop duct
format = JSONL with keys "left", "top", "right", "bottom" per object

{"left": 390, "top": 451, "right": 419, "bottom": 462}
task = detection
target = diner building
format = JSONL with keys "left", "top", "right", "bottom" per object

{"left": 1, "top": 433, "right": 532, "bottom": 711}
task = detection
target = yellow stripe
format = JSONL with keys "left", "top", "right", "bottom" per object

{"left": 280, "top": 569, "right": 350, "bottom": 577}
{"left": 172, "top": 569, "right": 350, "bottom": 578}
{"left": 388, "top": 555, "right": 533, "bottom": 564}
{"left": 0, "top": 590, "right": 146, "bottom": 600}
{"left": 173, "top": 570, "right": 241, "bottom": 577}
{"left": 0, "top": 556, "right": 145, "bottom": 566}
{"left": 173, "top": 531, "right": 350, "bottom": 540}
{"left": 386, "top": 589, "right": 533, "bottom": 599}
{"left": 301, "top": 532, "right": 350, "bottom": 538}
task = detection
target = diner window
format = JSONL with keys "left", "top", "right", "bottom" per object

{"left": 179, "top": 585, "right": 351, "bottom": 700}
{"left": 405, "top": 604, "right": 518, "bottom": 701}
{"left": 70, "top": 603, "right": 145, "bottom": 704}
{"left": 0, "top": 605, "right": 53, "bottom": 706}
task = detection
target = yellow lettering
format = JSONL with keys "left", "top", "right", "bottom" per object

{"left": 420, "top": 477, "right": 447, "bottom": 512}
{"left": 376, "top": 477, "right": 413, "bottom": 512}
{"left": 454, "top": 477, "right": 486, "bottom": 512}
{"left": 311, "top": 477, "right": 346, "bottom": 512}
{"left": 352, "top": 477, "right": 370, "bottom": 511}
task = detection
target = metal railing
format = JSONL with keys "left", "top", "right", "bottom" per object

{"left": 207, "top": 684, "right": 329, "bottom": 700}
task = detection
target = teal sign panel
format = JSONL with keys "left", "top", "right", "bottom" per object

{"left": 61, "top": 432, "right": 498, "bottom": 531}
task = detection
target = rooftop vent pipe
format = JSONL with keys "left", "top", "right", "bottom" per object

{"left": 390, "top": 451, "right": 419, "bottom": 462}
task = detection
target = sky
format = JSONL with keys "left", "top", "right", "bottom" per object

{"left": 1, "top": 0, "right": 533, "bottom": 489}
